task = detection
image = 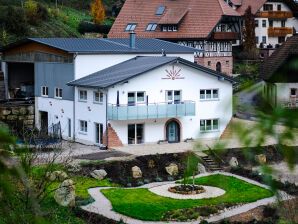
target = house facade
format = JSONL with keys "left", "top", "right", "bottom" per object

{"left": 260, "top": 35, "right": 298, "bottom": 108}
{"left": 0, "top": 37, "right": 198, "bottom": 141}
{"left": 228, "top": 0, "right": 298, "bottom": 48}
{"left": 108, "top": 0, "right": 243, "bottom": 75}
{"left": 69, "top": 57, "right": 236, "bottom": 147}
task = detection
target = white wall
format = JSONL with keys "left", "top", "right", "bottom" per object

{"left": 107, "top": 62, "right": 233, "bottom": 145}
{"left": 74, "top": 87, "right": 107, "bottom": 145}
{"left": 35, "top": 97, "right": 73, "bottom": 140}
{"left": 74, "top": 53, "right": 194, "bottom": 79}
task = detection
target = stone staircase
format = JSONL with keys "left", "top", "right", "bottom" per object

{"left": 201, "top": 155, "right": 223, "bottom": 172}
{"left": 220, "top": 119, "right": 233, "bottom": 139}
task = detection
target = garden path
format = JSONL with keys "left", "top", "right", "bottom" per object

{"left": 81, "top": 172, "right": 293, "bottom": 224}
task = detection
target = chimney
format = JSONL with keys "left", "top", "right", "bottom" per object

{"left": 129, "top": 32, "right": 136, "bottom": 48}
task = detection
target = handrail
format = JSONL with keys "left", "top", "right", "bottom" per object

{"left": 108, "top": 100, "right": 196, "bottom": 107}
{"left": 206, "top": 145, "right": 226, "bottom": 165}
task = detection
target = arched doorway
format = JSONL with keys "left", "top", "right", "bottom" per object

{"left": 216, "top": 62, "right": 221, "bottom": 73}
{"left": 166, "top": 120, "right": 180, "bottom": 143}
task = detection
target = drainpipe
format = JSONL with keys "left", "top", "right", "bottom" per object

{"left": 73, "top": 53, "right": 78, "bottom": 141}
{"left": 105, "top": 90, "right": 108, "bottom": 149}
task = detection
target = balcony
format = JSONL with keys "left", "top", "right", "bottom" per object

{"left": 268, "top": 27, "right": 293, "bottom": 36}
{"left": 108, "top": 101, "right": 196, "bottom": 120}
{"left": 257, "top": 11, "right": 293, "bottom": 19}
{"left": 213, "top": 32, "right": 239, "bottom": 40}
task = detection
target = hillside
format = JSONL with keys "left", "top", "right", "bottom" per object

{"left": 0, "top": 0, "right": 120, "bottom": 47}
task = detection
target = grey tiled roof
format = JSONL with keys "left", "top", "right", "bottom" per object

{"left": 24, "top": 38, "right": 200, "bottom": 53}
{"left": 68, "top": 56, "right": 237, "bottom": 88}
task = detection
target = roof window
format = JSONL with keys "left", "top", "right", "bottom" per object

{"left": 155, "top": 6, "right": 166, "bottom": 15}
{"left": 146, "top": 23, "right": 157, "bottom": 31}
{"left": 125, "top": 23, "right": 137, "bottom": 32}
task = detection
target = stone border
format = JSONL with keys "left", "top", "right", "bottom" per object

{"left": 149, "top": 184, "right": 225, "bottom": 200}
{"left": 81, "top": 172, "right": 294, "bottom": 224}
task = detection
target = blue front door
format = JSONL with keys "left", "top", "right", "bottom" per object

{"left": 167, "top": 121, "right": 180, "bottom": 143}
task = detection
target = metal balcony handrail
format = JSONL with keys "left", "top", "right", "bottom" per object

{"left": 108, "top": 100, "right": 196, "bottom": 107}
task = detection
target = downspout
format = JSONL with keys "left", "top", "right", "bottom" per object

{"left": 73, "top": 52, "right": 78, "bottom": 141}
{"left": 105, "top": 89, "right": 108, "bottom": 149}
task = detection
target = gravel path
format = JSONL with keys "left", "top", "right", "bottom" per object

{"left": 149, "top": 184, "right": 226, "bottom": 200}
{"left": 81, "top": 172, "right": 293, "bottom": 223}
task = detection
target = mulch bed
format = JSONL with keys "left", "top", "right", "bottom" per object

{"left": 74, "top": 208, "right": 123, "bottom": 224}
{"left": 76, "top": 152, "right": 188, "bottom": 186}
{"left": 73, "top": 151, "right": 132, "bottom": 160}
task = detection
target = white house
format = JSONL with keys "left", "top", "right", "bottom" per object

{"left": 0, "top": 35, "right": 198, "bottom": 142}
{"left": 260, "top": 35, "right": 298, "bottom": 108}
{"left": 68, "top": 56, "right": 236, "bottom": 147}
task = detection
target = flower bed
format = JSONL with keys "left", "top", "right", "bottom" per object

{"left": 168, "top": 184, "right": 205, "bottom": 195}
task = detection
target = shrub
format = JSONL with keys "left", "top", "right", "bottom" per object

{"left": 167, "top": 177, "right": 174, "bottom": 181}
{"left": 144, "top": 179, "right": 150, "bottom": 184}
{"left": 200, "top": 220, "right": 209, "bottom": 224}
{"left": 126, "top": 183, "right": 132, "bottom": 187}
{"left": 137, "top": 181, "right": 144, "bottom": 186}
{"left": 77, "top": 21, "right": 111, "bottom": 34}
{"left": 0, "top": 6, "right": 28, "bottom": 35}
{"left": 24, "top": 1, "right": 48, "bottom": 25}
{"left": 155, "top": 177, "right": 163, "bottom": 182}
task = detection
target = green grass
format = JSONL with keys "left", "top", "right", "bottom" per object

{"left": 101, "top": 174, "right": 273, "bottom": 221}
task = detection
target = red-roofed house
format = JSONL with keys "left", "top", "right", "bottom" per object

{"left": 108, "top": 0, "right": 243, "bottom": 75}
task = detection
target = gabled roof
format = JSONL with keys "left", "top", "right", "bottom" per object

{"left": 68, "top": 56, "right": 237, "bottom": 88}
{"left": 230, "top": 0, "right": 242, "bottom": 6}
{"left": 259, "top": 35, "right": 298, "bottom": 82}
{"left": 0, "top": 38, "right": 200, "bottom": 54}
{"left": 108, "top": 0, "right": 241, "bottom": 39}
{"left": 236, "top": 0, "right": 298, "bottom": 16}
{"left": 158, "top": 8, "right": 189, "bottom": 25}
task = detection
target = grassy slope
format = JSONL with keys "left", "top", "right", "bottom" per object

{"left": 101, "top": 174, "right": 274, "bottom": 221}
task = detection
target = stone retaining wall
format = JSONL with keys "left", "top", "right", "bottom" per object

{"left": 0, "top": 104, "right": 35, "bottom": 129}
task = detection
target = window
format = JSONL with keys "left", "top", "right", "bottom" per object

{"left": 55, "top": 88, "right": 62, "bottom": 99}
{"left": 277, "top": 4, "right": 281, "bottom": 11}
{"left": 79, "top": 120, "right": 87, "bottom": 133}
{"left": 262, "top": 20, "right": 266, "bottom": 27}
{"left": 128, "top": 124, "right": 144, "bottom": 144}
{"left": 94, "top": 91, "right": 103, "bottom": 103}
{"left": 290, "top": 88, "right": 297, "bottom": 97}
{"left": 200, "top": 89, "right": 219, "bottom": 100}
{"left": 262, "top": 36, "right": 266, "bottom": 43}
{"left": 79, "top": 90, "right": 87, "bottom": 101}
{"left": 255, "top": 20, "right": 259, "bottom": 27}
{"left": 155, "top": 5, "right": 166, "bottom": 15}
{"left": 146, "top": 23, "right": 157, "bottom": 31}
{"left": 162, "top": 25, "right": 178, "bottom": 32}
{"left": 263, "top": 4, "right": 273, "bottom": 11}
{"left": 200, "top": 119, "right": 219, "bottom": 132}
{"left": 128, "top": 91, "right": 145, "bottom": 105}
{"left": 208, "top": 61, "right": 211, "bottom": 66}
{"left": 166, "top": 90, "right": 181, "bottom": 104}
{"left": 256, "top": 36, "right": 259, "bottom": 44}
{"left": 278, "top": 36, "right": 285, "bottom": 43}
{"left": 226, "top": 61, "right": 229, "bottom": 65}
{"left": 281, "top": 20, "right": 285, "bottom": 27}
{"left": 41, "top": 86, "right": 48, "bottom": 97}
{"left": 95, "top": 123, "right": 103, "bottom": 144}
{"left": 269, "top": 20, "right": 273, "bottom": 28}
{"left": 125, "top": 23, "right": 137, "bottom": 32}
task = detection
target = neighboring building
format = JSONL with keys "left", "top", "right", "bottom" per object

{"left": 68, "top": 56, "right": 236, "bottom": 146}
{"left": 0, "top": 36, "right": 200, "bottom": 141}
{"left": 108, "top": 0, "right": 243, "bottom": 75}
{"left": 228, "top": 0, "right": 298, "bottom": 49}
{"left": 260, "top": 35, "right": 298, "bottom": 108}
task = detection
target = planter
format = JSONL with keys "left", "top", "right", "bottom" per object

{"left": 168, "top": 184, "right": 206, "bottom": 195}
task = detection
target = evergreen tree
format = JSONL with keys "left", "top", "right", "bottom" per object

{"left": 243, "top": 6, "right": 256, "bottom": 52}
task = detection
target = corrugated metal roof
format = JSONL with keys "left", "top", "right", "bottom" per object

{"left": 26, "top": 38, "right": 200, "bottom": 54}
{"left": 68, "top": 56, "right": 236, "bottom": 88}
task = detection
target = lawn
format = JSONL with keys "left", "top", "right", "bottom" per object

{"left": 101, "top": 174, "right": 273, "bottom": 221}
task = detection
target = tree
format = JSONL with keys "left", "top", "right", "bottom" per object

{"left": 242, "top": 6, "right": 256, "bottom": 53}
{"left": 91, "top": 0, "right": 105, "bottom": 25}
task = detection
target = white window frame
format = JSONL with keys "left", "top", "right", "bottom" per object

{"left": 128, "top": 91, "right": 146, "bottom": 105}
{"left": 200, "top": 89, "right": 219, "bottom": 101}
{"left": 93, "top": 91, "right": 103, "bottom": 104}
{"left": 79, "top": 90, "right": 87, "bottom": 102}
{"left": 200, "top": 119, "right": 219, "bottom": 132}
{"left": 41, "top": 86, "right": 48, "bottom": 97}
{"left": 79, "top": 120, "right": 88, "bottom": 134}
{"left": 166, "top": 90, "right": 182, "bottom": 104}
{"left": 54, "top": 87, "right": 62, "bottom": 99}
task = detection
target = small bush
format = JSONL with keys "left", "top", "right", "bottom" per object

{"left": 137, "top": 181, "right": 144, "bottom": 186}
{"left": 144, "top": 179, "right": 150, "bottom": 184}
{"left": 167, "top": 177, "right": 174, "bottom": 181}
{"left": 24, "top": 0, "right": 48, "bottom": 25}
{"left": 200, "top": 220, "right": 209, "bottom": 224}
{"left": 78, "top": 21, "right": 111, "bottom": 34}
{"left": 0, "top": 6, "right": 28, "bottom": 35}
{"left": 155, "top": 177, "right": 163, "bottom": 182}
{"left": 252, "top": 170, "right": 259, "bottom": 177}
{"left": 126, "top": 183, "right": 132, "bottom": 187}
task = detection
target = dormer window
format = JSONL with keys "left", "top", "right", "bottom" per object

{"left": 155, "top": 6, "right": 166, "bottom": 15}
{"left": 125, "top": 23, "right": 137, "bottom": 32}
{"left": 162, "top": 25, "right": 178, "bottom": 32}
{"left": 146, "top": 23, "right": 157, "bottom": 31}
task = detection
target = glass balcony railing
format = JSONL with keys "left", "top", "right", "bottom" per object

{"left": 108, "top": 101, "right": 196, "bottom": 120}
